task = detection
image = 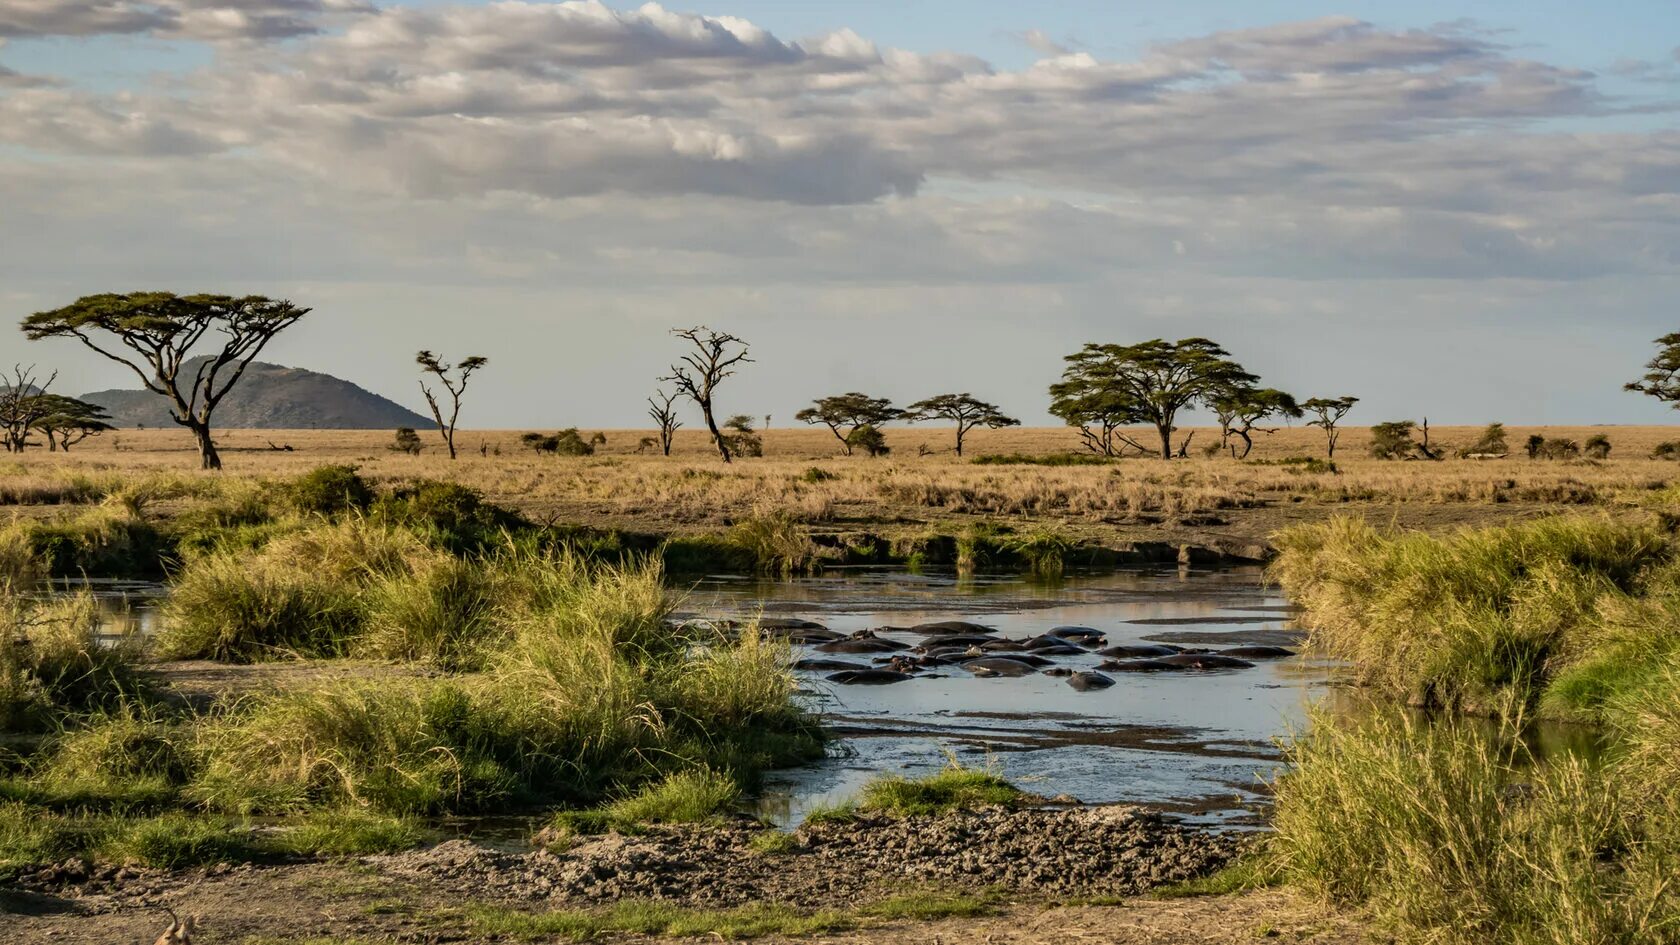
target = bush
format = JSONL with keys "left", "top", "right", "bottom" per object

{"left": 1653, "top": 441, "right": 1680, "bottom": 461}
{"left": 1369, "top": 421, "right": 1416, "bottom": 459}
{"left": 287, "top": 465, "right": 374, "bottom": 517}
{"left": 1584, "top": 434, "right": 1611, "bottom": 460}
{"left": 1461, "top": 422, "right": 1509, "bottom": 456}
{"left": 358, "top": 556, "right": 506, "bottom": 669}
{"left": 845, "top": 425, "right": 890, "bottom": 457}
{"left": 391, "top": 427, "right": 423, "bottom": 455}
{"left": 554, "top": 429, "right": 594, "bottom": 456}
{"left": 728, "top": 511, "right": 817, "bottom": 576}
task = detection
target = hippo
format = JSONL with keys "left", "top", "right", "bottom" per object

{"left": 815, "top": 629, "right": 912, "bottom": 654}
{"left": 1025, "top": 643, "right": 1089, "bottom": 657}
{"left": 1042, "top": 667, "right": 1075, "bottom": 677}
{"left": 1048, "top": 626, "right": 1108, "bottom": 646}
{"left": 919, "top": 634, "right": 995, "bottom": 649}
{"left": 960, "top": 657, "right": 1040, "bottom": 677}
{"left": 827, "top": 669, "right": 916, "bottom": 685}
{"left": 785, "top": 629, "right": 846, "bottom": 644}
{"left": 909, "top": 621, "right": 996, "bottom": 635}
{"left": 875, "top": 655, "right": 930, "bottom": 674}
{"left": 1097, "top": 658, "right": 1179, "bottom": 672}
{"left": 961, "top": 651, "right": 1054, "bottom": 668}
{"left": 759, "top": 617, "right": 829, "bottom": 632}
{"left": 1218, "top": 646, "right": 1297, "bottom": 659}
{"left": 1095, "top": 644, "right": 1183, "bottom": 659}
{"left": 793, "top": 658, "right": 869, "bottom": 672}
{"left": 1158, "top": 653, "right": 1256, "bottom": 670}
{"left": 1066, "top": 671, "right": 1116, "bottom": 691}
{"left": 979, "top": 638, "right": 1032, "bottom": 652}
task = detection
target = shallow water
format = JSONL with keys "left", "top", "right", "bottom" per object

{"left": 680, "top": 566, "right": 1338, "bottom": 827}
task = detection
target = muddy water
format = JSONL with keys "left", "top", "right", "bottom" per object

{"left": 681, "top": 566, "right": 1338, "bottom": 828}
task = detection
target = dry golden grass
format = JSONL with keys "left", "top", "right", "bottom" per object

{"left": 5, "top": 424, "right": 1678, "bottom": 546}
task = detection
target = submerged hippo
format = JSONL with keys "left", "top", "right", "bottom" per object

{"left": 1095, "top": 644, "right": 1182, "bottom": 659}
{"left": 909, "top": 621, "right": 996, "bottom": 635}
{"left": 814, "top": 630, "right": 912, "bottom": 654}
{"left": 1218, "top": 646, "right": 1297, "bottom": 659}
{"left": 826, "top": 669, "right": 916, "bottom": 685}
{"left": 1048, "top": 626, "right": 1108, "bottom": 646}
{"left": 1043, "top": 667, "right": 1075, "bottom": 677}
{"left": 979, "top": 638, "right": 1032, "bottom": 652}
{"left": 785, "top": 629, "right": 846, "bottom": 644}
{"left": 1066, "top": 671, "right": 1116, "bottom": 691}
{"left": 759, "top": 617, "right": 830, "bottom": 632}
{"left": 961, "top": 650, "right": 1054, "bottom": 668}
{"left": 1025, "top": 642, "right": 1090, "bottom": 657}
{"left": 1158, "top": 653, "right": 1256, "bottom": 670}
{"left": 960, "top": 657, "right": 1040, "bottom": 677}
{"left": 919, "top": 634, "right": 995, "bottom": 649}
{"left": 793, "top": 658, "right": 868, "bottom": 672}
{"left": 1098, "top": 658, "right": 1179, "bottom": 672}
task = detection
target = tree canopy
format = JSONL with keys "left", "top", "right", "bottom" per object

{"left": 31, "top": 395, "right": 114, "bottom": 451}
{"left": 1626, "top": 332, "right": 1680, "bottom": 405}
{"left": 795, "top": 393, "right": 902, "bottom": 455}
{"left": 1210, "top": 386, "right": 1301, "bottom": 458}
{"left": 1051, "top": 338, "right": 1257, "bottom": 459}
{"left": 907, "top": 393, "right": 1019, "bottom": 456}
{"left": 23, "top": 292, "right": 308, "bottom": 469}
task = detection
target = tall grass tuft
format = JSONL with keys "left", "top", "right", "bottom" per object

{"left": 1270, "top": 707, "right": 1677, "bottom": 945}
{"left": 1, "top": 591, "right": 146, "bottom": 730}
{"left": 358, "top": 556, "right": 505, "bottom": 669}
{"left": 728, "top": 510, "right": 818, "bottom": 576}
{"left": 159, "top": 551, "right": 363, "bottom": 661}
{"left": 1271, "top": 514, "right": 1672, "bottom": 713}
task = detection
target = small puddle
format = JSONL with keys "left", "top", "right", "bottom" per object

{"left": 681, "top": 565, "right": 1339, "bottom": 828}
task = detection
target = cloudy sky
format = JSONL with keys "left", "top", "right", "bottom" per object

{"left": 2, "top": 1, "right": 1678, "bottom": 428}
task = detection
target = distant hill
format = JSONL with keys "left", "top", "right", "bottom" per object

{"left": 82, "top": 359, "right": 432, "bottom": 430}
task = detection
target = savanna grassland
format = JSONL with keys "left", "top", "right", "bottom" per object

{"left": 4, "top": 423, "right": 1680, "bottom": 945}
{"left": 8, "top": 423, "right": 1679, "bottom": 553}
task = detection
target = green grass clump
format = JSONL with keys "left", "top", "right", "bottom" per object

{"left": 599, "top": 767, "right": 740, "bottom": 827}
{"left": 287, "top": 465, "right": 375, "bottom": 517}
{"left": 159, "top": 551, "right": 363, "bottom": 661}
{"left": 33, "top": 706, "right": 193, "bottom": 807}
{"left": 1270, "top": 707, "right": 1677, "bottom": 945}
{"left": 856, "top": 764, "right": 1022, "bottom": 816}
{"left": 273, "top": 808, "right": 429, "bottom": 857}
{"left": 1271, "top": 514, "right": 1674, "bottom": 714}
{"left": 0, "top": 521, "right": 46, "bottom": 588}
{"left": 357, "top": 556, "right": 505, "bottom": 669}
{"left": 99, "top": 812, "right": 259, "bottom": 868}
{"left": 0, "top": 800, "right": 85, "bottom": 868}
{"left": 1005, "top": 526, "right": 1078, "bottom": 579}
{"left": 1, "top": 592, "right": 147, "bottom": 731}
{"left": 728, "top": 510, "right": 818, "bottom": 576}
{"left": 468, "top": 901, "right": 857, "bottom": 941}
{"left": 856, "top": 891, "right": 1002, "bottom": 920}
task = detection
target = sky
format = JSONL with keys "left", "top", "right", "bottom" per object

{"left": 1, "top": 1, "right": 1678, "bottom": 429}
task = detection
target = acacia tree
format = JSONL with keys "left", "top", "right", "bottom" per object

{"left": 416, "top": 350, "right": 487, "bottom": 460}
{"left": 906, "top": 393, "right": 1019, "bottom": 457}
{"left": 32, "top": 395, "right": 114, "bottom": 451}
{"left": 647, "top": 389, "right": 682, "bottom": 456}
{"left": 1055, "top": 339, "right": 1257, "bottom": 459}
{"left": 795, "top": 393, "right": 902, "bottom": 455}
{"left": 1210, "top": 387, "right": 1301, "bottom": 458}
{"left": 662, "top": 327, "right": 751, "bottom": 463}
{"left": 1302, "top": 396, "right": 1359, "bottom": 458}
{"left": 1626, "top": 333, "right": 1680, "bottom": 405}
{"left": 0, "top": 364, "right": 57, "bottom": 453}
{"left": 1048, "top": 368, "right": 1150, "bottom": 457}
{"left": 23, "top": 293, "right": 308, "bottom": 469}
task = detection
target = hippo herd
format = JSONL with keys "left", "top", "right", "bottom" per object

{"left": 755, "top": 617, "right": 1296, "bottom": 691}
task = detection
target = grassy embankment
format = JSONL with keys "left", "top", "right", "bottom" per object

{"left": 0, "top": 466, "right": 823, "bottom": 871}
{"left": 1264, "top": 513, "right": 1680, "bottom": 944}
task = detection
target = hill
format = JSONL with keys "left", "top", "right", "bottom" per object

{"left": 82, "top": 359, "right": 432, "bottom": 430}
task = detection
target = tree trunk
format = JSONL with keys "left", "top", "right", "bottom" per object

{"left": 1237, "top": 430, "right": 1254, "bottom": 459}
{"left": 191, "top": 422, "right": 222, "bottom": 470}
{"left": 954, "top": 426, "right": 965, "bottom": 457}
{"left": 1326, "top": 432, "right": 1337, "bottom": 458}
{"left": 1157, "top": 424, "right": 1173, "bottom": 460}
{"left": 701, "top": 400, "right": 731, "bottom": 463}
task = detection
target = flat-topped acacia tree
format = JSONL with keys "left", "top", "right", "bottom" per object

{"left": 1055, "top": 339, "right": 1257, "bottom": 460}
{"left": 22, "top": 292, "right": 309, "bottom": 470}
{"left": 907, "top": 393, "right": 1019, "bottom": 457}
{"left": 796, "top": 392, "right": 902, "bottom": 455}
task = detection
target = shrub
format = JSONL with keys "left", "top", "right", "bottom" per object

{"left": 372, "top": 479, "right": 524, "bottom": 552}
{"left": 1584, "top": 434, "right": 1611, "bottom": 460}
{"left": 800, "top": 467, "right": 837, "bottom": 484}
{"left": 1369, "top": 421, "right": 1417, "bottom": 459}
{"left": 1462, "top": 422, "right": 1509, "bottom": 456}
{"left": 287, "top": 465, "right": 374, "bottom": 517}
{"left": 845, "top": 425, "right": 890, "bottom": 457}
{"left": 521, "top": 432, "right": 560, "bottom": 454}
{"left": 554, "top": 428, "right": 593, "bottom": 456}
{"left": 1539, "top": 438, "right": 1581, "bottom": 460}
{"left": 391, "top": 427, "right": 423, "bottom": 455}
{"left": 1526, "top": 433, "right": 1546, "bottom": 459}
{"left": 728, "top": 511, "right": 817, "bottom": 576}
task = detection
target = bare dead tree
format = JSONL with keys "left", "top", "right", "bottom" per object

{"left": 416, "top": 351, "right": 487, "bottom": 460}
{"left": 647, "top": 388, "right": 683, "bottom": 457}
{"left": 661, "top": 327, "right": 752, "bottom": 463}
{"left": 0, "top": 364, "right": 58, "bottom": 453}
